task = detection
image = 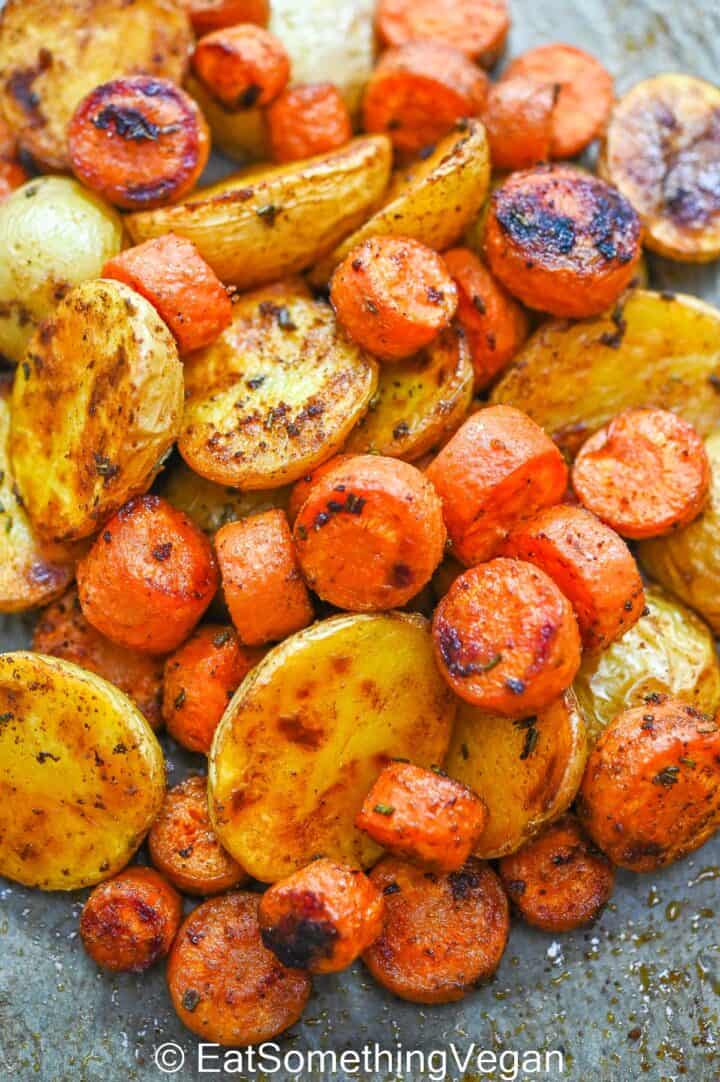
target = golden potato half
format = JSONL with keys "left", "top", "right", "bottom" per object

{"left": 0, "top": 651, "right": 165, "bottom": 889}
{"left": 208, "top": 612, "right": 456, "bottom": 882}
{"left": 161, "top": 460, "right": 290, "bottom": 535}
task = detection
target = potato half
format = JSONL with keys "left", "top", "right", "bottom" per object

{"left": 161, "top": 460, "right": 290, "bottom": 535}
{"left": 10, "top": 279, "right": 183, "bottom": 542}
{"left": 0, "top": 651, "right": 165, "bottom": 889}
{"left": 208, "top": 612, "right": 456, "bottom": 882}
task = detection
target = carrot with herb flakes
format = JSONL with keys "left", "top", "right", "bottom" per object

{"left": 293, "top": 454, "right": 446, "bottom": 611}
{"left": 572, "top": 408, "right": 711, "bottom": 540}
{"left": 68, "top": 76, "right": 210, "bottom": 210}
{"left": 287, "top": 454, "right": 353, "bottom": 524}
{"left": 425, "top": 406, "right": 568, "bottom": 565}
{"left": 498, "top": 815, "right": 615, "bottom": 932}
{"left": 330, "top": 236, "right": 458, "bottom": 362}
{"left": 577, "top": 696, "right": 720, "bottom": 871}
{"left": 375, "top": 0, "right": 510, "bottom": 67}
{"left": 77, "top": 495, "right": 218, "bottom": 655}
{"left": 267, "top": 83, "right": 353, "bottom": 163}
{"left": 192, "top": 25, "right": 290, "bottom": 111}
{"left": 356, "top": 762, "right": 487, "bottom": 873}
{"left": 216, "top": 509, "right": 313, "bottom": 645}
{"left": 181, "top": 0, "right": 269, "bottom": 35}
{"left": 432, "top": 558, "right": 581, "bottom": 716}
{"left": 482, "top": 78, "right": 554, "bottom": 170}
{"left": 258, "top": 859, "right": 385, "bottom": 973}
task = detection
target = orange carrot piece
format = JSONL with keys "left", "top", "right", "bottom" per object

{"left": 375, "top": 0, "right": 510, "bottom": 67}
{"left": 192, "top": 24, "right": 290, "bottom": 110}
{"left": 482, "top": 77, "right": 554, "bottom": 170}
{"left": 0, "top": 159, "right": 27, "bottom": 202}
{"left": 181, "top": 0, "right": 269, "bottom": 36}
{"left": 80, "top": 867, "right": 182, "bottom": 972}
{"left": 267, "top": 83, "right": 353, "bottom": 163}
{"left": 287, "top": 454, "right": 353, "bottom": 524}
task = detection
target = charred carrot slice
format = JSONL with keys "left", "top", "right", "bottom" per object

{"left": 375, "top": 0, "right": 510, "bottom": 67}
{"left": 77, "top": 495, "right": 218, "bottom": 655}
{"left": 293, "top": 454, "right": 446, "bottom": 611}
{"left": 267, "top": 83, "right": 353, "bottom": 164}
{"left": 363, "top": 42, "right": 489, "bottom": 157}
{"left": 485, "top": 165, "right": 642, "bottom": 318}
{"left": 356, "top": 762, "right": 487, "bottom": 872}
{"left": 503, "top": 44, "right": 614, "bottom": 158}
{"left": 330, "top": 236, "right": 458, "bottom": 362}
{"left": 482, "top": 77, "right": 554, "bottom": 170}
{"left": 215, "top": 509, "right": 313, "bottom": 645}
{"left": 425, "top": 405, "right": 568, "bottom": 565}
{"left": 258, "top": 859, "right": 385, "bottom": 973}
{"left": 363, "top": 857, "right": 509, "bottom": 1003}
{"left": 578, "top": 697, "right": 720, "bottom": 871}
{"left": 432, "top": 557, "right": 581, "bottom": 716}
{"left": 192, "top": 24, "right": 290, "bottom": 110}
{"left": 182, "top": 0, "right": 269, "bottom": 36}
{"left": 163, "top": 624, "right": 264, "bottom": 753}
{"left": 572, "top": 408, "right": 711, "bottom": 540}
{"left": 499, "top": 814, "right": 615, "bottom": 932}
{"left": 68, "top": 76, "right": 210, "bottom": 210}
{"left": 80, "top": 867, "right": 182, "bottom": 972}
{"left": 502, "top": 504, "right": 645, "bottom": 651}
{"left": 287, "top": 454, "right": 353, "bottom": 524}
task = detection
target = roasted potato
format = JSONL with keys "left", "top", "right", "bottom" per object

{"left": 125, "top": 135, "right": 392, "bottom": 288}
{"left": 161, "top": 460, "right": 290, "bottom": 534}
{"left": 10, "top": 279, "right": 183, "bottom": 543}
{"left": 0, "top": 651, "right": 165, "bottom": 889}
{"left": 0, "top": 177, "right": 123, "bottom": 364}
{"left": 491, "top": 290, "right": 720, "bottom": 456}
{"left": 178, "top": 283, "right": 377, "bottom": 488}
{"left": 0, "top": 0, "right": 193, "bottom": 172}
{"left": 445, "top": 690, "right": 588, "bottom": 858}
{"left": 574, "top": 586, "right": 720, "bottom": 744}
{"left": 185, "top": 74, "right": 269, "bottom": 162}
{"left": 208, "top": 612, "right": 456, "bottom": 882}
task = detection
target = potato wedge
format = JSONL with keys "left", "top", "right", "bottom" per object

{"left": 208, "top": 612, "right": 456, "bottom": 882}
{"left": 344, "top": 325, "right": 473, "bottom": 460}
{"left": 11, "top": 279, "right": 183, "bottom": 543}
{"left": 0, "top": 651, "right": 164, "bottom": 889}
{"left": 161, "top": 460, "right": 290, "bottom": 534}
{"left": 309, "top": 121, "right": 491, "bottom": 285}
{"left": 0, "top": 0, "right": 193, "bottom": 172}
{"left": 574, "top": 586, "right": 720, "bottom": 745}
{"left": 125, "top": 135, "right": 392, "bottom": 288}
{"left": 179, "top": 283, "right": 377, "bottom": 488}
{"left": 491, "top": 290, "right": 720, "bottom": 456}
{"left": 445, "top": 690, "right": 587, "bottom": 859}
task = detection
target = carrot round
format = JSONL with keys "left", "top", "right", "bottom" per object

{"left": 425, "top": 405, "right": 568, "bottom": 565}
{"left": 502, "top": 504, "right": 645, "bottom": 651}
{"left": 77, "top": 495, "right": 218, "bottom": 655}
{"left": 267, "top": 83, "right": 353, "bottom": 164}
{"left": 287, "top": 454, "right": 353, "bottom": 524}
{"left": 330, "top": 236, "right": 458, "bottom": 361}
{"left": 498, "top": 814, "right": 615, "bottom": 932}
{"left": 363, "top": 42, "right": 489, "bottom": 157}
{"left": 363, "top": 857, "right": 509, "bottom": 1003}
{"left": 192, "top": 25, "right": 290, "bottom": 110}
{"left": 182, "top": 0, "right": 269, "bottom": 36}
{"left": 432, "top": 558, "right": 581, "bottom": 715}
{"left": 442, "top": 248, "right": 529, "bottom": 390}
{"left": 167, "top": 892, "right": 311, "bottom": 1045}
{"left": 258, "top": 859, "right": 385, "bottom": 974}
{"left": 572, "top": 409, "right": 711, "bottom": 540}
{"left": 103, "top": 234, "right": 232, "bottom": 355}
{"left": 293, "top": 454, "right": 446, "bottom": 611}
{"left": 503, "top": 44, "right": 614, "bottom": 158}
{"left": 163, "top": 624, "right": 264, "bottom": 753}
{"left": 375, "top": 0, "right": 509, "bottom": 67}
{"left": 482, "top": 77, "right": 554, "bottom": 170}
{"left": 215, "top": 509, "right": 313, "bottom": 645}
{"left": 148, "top": 775, "right": 247, "bottom": 895}
{"left": 0, "top": 159, "right": 28, "bottom": 203}
{"left": 578, "top": 697, "right": 720, "bottom": 871}
{"left": 80, "top": 867, "right": 182, "bottom": 972}
{"left": 68, "top": 76, "right": 210, "bottom": 211}
{"left": 355, "top": 762, "right": 487, "bottom": 873}
{"left": 485, "top": 165, "right": 642, "bottom": 318}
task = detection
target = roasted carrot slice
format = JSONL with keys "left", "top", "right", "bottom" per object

{"left": 375, "top": 0, "right": 509, "bottom": 67}
{"left": 503, "top": 44, "right": 614, "bottom": 159}
{"left": 572, "top": 408, "right": 711, "bottom": 540}
{"left": 425, "top": 405, "right": 568, "bottom": 565}
{"left": 482, "top": 77, "right": 554, "bottom": 170}
{"left": 485, "top": 165, "right": 642, "bottom": 318}
{"left": 578, "top": 696, "right": 720, "bottom": 871}
{"left": 80, "top": 867, "right": 182, "bottom": 972}
{"left": 330, "top": 236, "right": 458, "bottom": 361}
{"left": 68, "top": 76, "right": 210, "bottom": 210}
{"left": 432, "top": 557, "right": 581, "bottom": 716}
{"left": 181, "top": 0, "right": 269, "bottom": 36}
{"left": 293, "top": 454, "right": 446, "bottom": 611}
{"left": 356, "top": 762, "right": 487, "bottom": 872}
{"left": 287, "top": 454, "right": 354, "bottom": 524}
{"left": 498, "top": 814, "right": 614, "bottom": 931}
{"left": 502, "top": 504, "right": 645, "bottom": 651}
{"left": 267, "top": 82, "right": 353, "bottom": 163}
{"left": 0, "top": 159, "right": 27, "bottom": 203}
{"left": 258, "top": 859, "right": 385, "bottom": 973}
{"left": 192, "top": 24, "right": 290, "bottom": 110}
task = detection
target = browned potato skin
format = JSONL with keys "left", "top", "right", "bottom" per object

{"left": 363, "top": 857, "right": 509, "bottom": 1004}
{"left": 498, "top": 814, "right": 614, "bottom": 932}
{"left": 258, "top": 858, "right": 384, "bottom": 974}
{"left": 355, "top": 762, "right": 487, "bottom": 873}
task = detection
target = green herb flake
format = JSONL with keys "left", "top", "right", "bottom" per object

{"left": 373, "top": 803, "right": 395, "bottom": 817}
